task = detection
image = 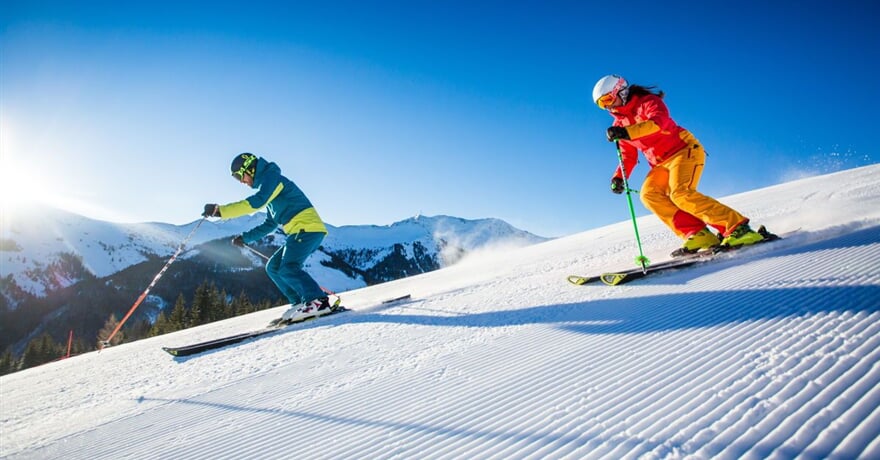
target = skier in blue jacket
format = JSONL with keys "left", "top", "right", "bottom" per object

{"left": 203, "top": 153, "right": 331, "bottom": 321}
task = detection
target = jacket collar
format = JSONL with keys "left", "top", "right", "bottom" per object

{"left": 610, "top": 93, "right": 642, "bottom": 116}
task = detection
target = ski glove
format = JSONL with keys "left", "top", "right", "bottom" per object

{"left": 231, "top": 235, "right": 244, "bottom": 247}
{"left": 606, "top": 126, "right": 630, "bottom": 142}
{"left": 202, "top": 204, "right": 220, "bottom": 217}
{"left": 611, "top": 177, "right": 625, "bottom": 194}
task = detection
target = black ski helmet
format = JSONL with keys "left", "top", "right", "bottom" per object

{"left": 231, "top": 153, "right": 258, "bottom": 180}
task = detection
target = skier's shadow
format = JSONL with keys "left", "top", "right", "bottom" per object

{"left": 168, "top": 297, "right": 421, "bottom": 362}
{"left": 132, "top": 395, "right": 660, "bottom": 456}
{"left": 345, "top": 285, "right": 878, "bottom": 336}
{"left": 171, "top": 226, "right": 879, "bottom": 360}
{"left": 342, "top": 225, "right": 880, "bottom": 335}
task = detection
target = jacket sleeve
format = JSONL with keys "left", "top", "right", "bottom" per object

{"left": 219, "top": 163, "right": 284, "bottom": 219}
{"left": 623, "top": 95, "right": 675, "bottom": 140}
{"left": 613, "top": 141, "right": 639, "bottom": 180}
{"left": 242, "top": 213, "right": 278, "bottom": 244}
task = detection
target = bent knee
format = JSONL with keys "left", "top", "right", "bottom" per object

{"left": 669, "top": 188, "right": 701, "bottom": 206}
{"left": 640, "top": 190, "right": 669, "bottom": 210}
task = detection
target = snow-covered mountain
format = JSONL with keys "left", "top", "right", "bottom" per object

{"left": 0, "top": 207, "right": 262, "bottom": 297}
{"left": 0, "top": 210, "right": 546, "bottom": 359}
{"left": 2, "top": 164, "right": 879, "bottom": 459}
{"left": 323, "top": 215, "right": 546, "bottom": 281}
{"left": 0, "top": 210, "right": 547, "bottom": 300}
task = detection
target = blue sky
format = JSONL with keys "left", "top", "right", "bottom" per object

{"left": 2, "top": 1, "right": 877, "bottom": 237}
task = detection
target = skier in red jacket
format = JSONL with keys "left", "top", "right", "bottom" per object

{"left": 592, "top": 75, "right": 764, "bottom": 256}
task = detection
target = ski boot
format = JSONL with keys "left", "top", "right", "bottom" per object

{"left": 721, "top": 222, "right": 765, "bottom": 248}
{"left": 670, "top": 228, "right": 721, "bottom": 258}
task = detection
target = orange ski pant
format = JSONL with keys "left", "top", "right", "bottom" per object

{"left": 639, "top": 136, "right": 747, "bottom": 239}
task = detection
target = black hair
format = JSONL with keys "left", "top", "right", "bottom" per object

{"left": 628, "top": 84, "right": 665, "bottom": 99}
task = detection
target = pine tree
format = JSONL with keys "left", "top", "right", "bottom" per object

{"left": 150, "top": 311, "right": 169, "bottom": 337}
{"left": 97, "top": 314, "right": 124, "bottom": 346}
{"left": 169, "top": 294, "right": 188, "bottom": 330}
{"left": 191, "top": 281, "right": 225, "bottom": 325}
{"left": 257, "top": 298, "right": 277, "bottom": 312}
{"left": 0, "top": 349, "right": 17, "bottom": 375}
{"left": 71, "top": 337, "right": 90, "bottom": 356}
{"left": 187, "top": 287, "right": 204, "bottom": 327}
{"left": 207, "top": 283, "right": 225, "bottom": 323}
{"left": 220, "top": 289, "right": 233, "bottom": 320}
{"left": 20, "top": 333, "right": 61, "bottom": 370}
{"left": 231, "top": 291, "right": 252, "bottom": 316}
{"left": 127, "top": 319, "right": 152, "bottom": 342}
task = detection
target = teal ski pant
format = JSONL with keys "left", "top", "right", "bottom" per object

{"left": 265, "top": 231, "right": 325, "bottom": 305}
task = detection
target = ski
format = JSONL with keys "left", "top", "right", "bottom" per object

{"left": 599, "top": 256, "right": 714, "bottom": 286}
{"left": 162, "top": 294, "right": 412, "bottom": 357}
{"left": 568, "top": 226, "right": 784, "bottom": 287}
{"left": 162, "top": 306, "right": 349, "bottom": 357}
{"left": 567, "top": 251, "right": 714, "bottom": 286}
{"left": 381, "top": 294, "right": 412, "bottom": 304}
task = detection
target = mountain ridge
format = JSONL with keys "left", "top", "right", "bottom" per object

{"left": 1, "top": 209, "right": 548, "bottom": 298}
{"left": 0, "top": 210, "right": 547, "bottom": 356}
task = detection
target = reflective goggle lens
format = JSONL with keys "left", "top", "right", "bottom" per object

{"left": 597, "top": 92, "right": 615, "bottom": 110}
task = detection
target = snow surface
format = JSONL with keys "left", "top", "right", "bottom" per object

{"left": 2, "top": 164, "right": 879, "bottom": 459}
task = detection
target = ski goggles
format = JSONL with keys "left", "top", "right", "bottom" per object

{"left": 232, "top": 156, "right": 257, "bottom": 181}
{"left": 596, "top": 92, "right": 616, "bottom": 110}
{"left": 232, "top": 168, "right": 248, "bottom": 181}
{"left": 596, "top": 77, "right": 627, "bottom": 110}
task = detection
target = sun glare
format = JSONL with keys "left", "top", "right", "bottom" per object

{"left": 0, "top": 119, "right": 37, "bottom": 216}
{"left": 0, "top": 121, "right": 132, "bottom": 223}
{"left": 0, "top": 124, "right": 72, "bottom": 217}
{"left": 0, "top": 152, "right": 50, "bottom": 214}
{"left": 0, "top": 155, "right": 128, "bottom": 222}
{"left": 0, "top": 169, "right": 126, "bottom": 224}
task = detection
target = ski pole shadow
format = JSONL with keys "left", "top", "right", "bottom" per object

{"left": 168, "top": 296, "right": 419, "bottom": 362}
{"left": 169, "top": 226, "right": 879, "bottom": 360}
{"left": 341, "top": 284, "right": 879, "bottom": 336}
{"left": 341, "top": 223, "right": 880, "bottom": 334}
{"left": 131, "top": 396, "right": 664, "bottom": 455}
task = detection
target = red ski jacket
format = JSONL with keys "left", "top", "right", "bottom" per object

{"left": 610, "top": 93, "right": 690, "bottom": 179}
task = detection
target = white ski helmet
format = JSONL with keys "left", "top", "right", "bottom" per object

{"left": 592, "top": 74, "right": 629, "bottom": 109}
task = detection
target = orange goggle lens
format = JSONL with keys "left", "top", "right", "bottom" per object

{"left": 596, "top": 92, "right": 615, "bottom": 110}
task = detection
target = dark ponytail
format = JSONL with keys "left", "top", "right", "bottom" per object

{"left": 628, "top": 84, "right": 665, "bottom": 99}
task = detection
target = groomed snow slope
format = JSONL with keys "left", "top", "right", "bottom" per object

{"left": 2, "top": 164, "right": 879, "bottom": 459}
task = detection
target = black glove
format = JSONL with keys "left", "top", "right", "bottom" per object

{"left": 606, "top": 126, "right": 630, "bottom": 142}
{"left": 231, "top": 235, "right": 244, "bottom": 247}
{"left": 202, "top": 204, "right": 220, "bottom": 217}
{"left": 610, "top": 177, "right": 626, "bottom": 194}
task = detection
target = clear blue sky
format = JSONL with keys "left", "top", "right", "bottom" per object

{"left": 2, "top": 1, "right": 877, "bottom": 237}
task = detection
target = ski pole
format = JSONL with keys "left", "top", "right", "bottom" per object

{"left": 614, "top": 140, "right": 650, "bottom": 272}
{"left": 99, "top": 217, "right": 207, "bottom": 349}
{"left": 242, "top": 243, "right": 269, "bottom": 260}
{"left": 240, "top": 243, "right": 340, "bottom": 305}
